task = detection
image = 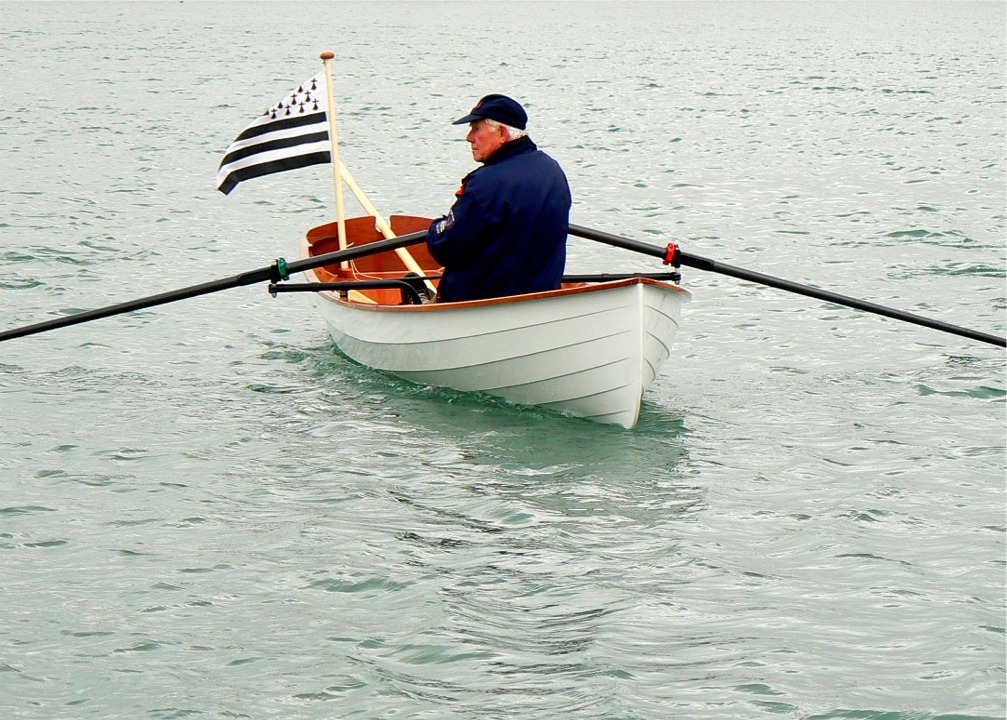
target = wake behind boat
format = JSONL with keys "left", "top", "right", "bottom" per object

{"left": 297, "top": 215, "right": 692, "bottom": 429}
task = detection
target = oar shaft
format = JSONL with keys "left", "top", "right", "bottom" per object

{"left": 568, "top": 224, "right": 667, "bottom": 261}
{"left": 690, "top": 256, "right": 1006, "bottom": 347}
{"left": 568, "top": 224, "right": 1006, "bottom": 348}
{"left": 285, "top": 229, "right": 426, "bottom": 275}
{"left": 0, "top": 229, "right": 427, "bottom": 343}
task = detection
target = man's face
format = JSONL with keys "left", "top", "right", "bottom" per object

{"left": 466, "top": 120, "right": 508, "bottom": 163}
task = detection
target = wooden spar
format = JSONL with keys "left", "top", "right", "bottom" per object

{"left": 337, "top": 164, "right": 437, "bottom": 297}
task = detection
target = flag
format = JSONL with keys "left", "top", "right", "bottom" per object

{"left": 216, "top": 72, "right": 331, "bottom": 195}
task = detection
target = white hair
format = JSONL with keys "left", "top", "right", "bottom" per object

{"left": 484, "top": 118, "right": 527, "bottom": 141}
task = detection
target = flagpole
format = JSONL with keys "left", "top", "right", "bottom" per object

{"left": 318, "top": 51, "right": 435, "bottom": 297}
{"left": 320, "top": 52, "right": 348, "bottom": 267}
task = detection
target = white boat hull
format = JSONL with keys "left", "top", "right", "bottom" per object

{"left": 301, "top": 215, "right": 690, "bottom": 428}
{"left": 312, "top": 279, "right": 689, "bottom": 428}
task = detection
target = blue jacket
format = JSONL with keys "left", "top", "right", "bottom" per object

{"left": 426, "top": 136, "right": 571, "bottom": 303}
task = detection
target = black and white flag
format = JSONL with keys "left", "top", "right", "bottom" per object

{"left": 216, "top": 73, "right": 330, "bottom": 195}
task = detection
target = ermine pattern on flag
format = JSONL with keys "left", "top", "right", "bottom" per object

{"left": 216, "top": 73, "right": 331, "bottom": 195}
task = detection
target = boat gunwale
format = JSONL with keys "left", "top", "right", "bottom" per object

{"left": 314, "top": 275, "right": 690, "bottom": 312}
{"left": 300, "top": 216, "right": 690, "bottom": 312}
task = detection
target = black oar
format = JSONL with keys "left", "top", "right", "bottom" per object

{"left": 0, "top": 230, "right": 427, "bottom": 343}
{"left": 569, "top": 224, "right": 1006, "bottom": 348}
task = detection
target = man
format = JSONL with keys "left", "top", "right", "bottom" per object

{"left": 426, "top": 94, "right": 572, "bottom": 303}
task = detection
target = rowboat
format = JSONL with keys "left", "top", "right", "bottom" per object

{"left": 299, "top": 215, "right": 691, "bottom": 428}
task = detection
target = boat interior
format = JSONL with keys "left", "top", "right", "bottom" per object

{"left": 306, "top": 215, "right": 440, "bottom": 305}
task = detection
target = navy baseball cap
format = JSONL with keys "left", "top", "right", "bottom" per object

{"left": 452, "top": 94, "right": 528, "bottom": 130}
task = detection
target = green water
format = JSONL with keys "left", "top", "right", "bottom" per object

{"left": 1, "top": 2, "right": 1004, "bottom": 718}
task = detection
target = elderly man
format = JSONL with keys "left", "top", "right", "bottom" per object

{"left": 426, "top": 94, "right": 572, "bottom": 303}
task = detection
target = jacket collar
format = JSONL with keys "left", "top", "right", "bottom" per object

{"left": 483, "top": 135, "right": 536, "bottom": 166}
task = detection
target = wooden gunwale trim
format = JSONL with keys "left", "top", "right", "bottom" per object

{"left": 317, "top": 276, "right": 691, "bottom": 312}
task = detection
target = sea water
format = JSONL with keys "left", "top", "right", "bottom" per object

{"left": 1, "top": 2, "right": 1004, "bottom": 718}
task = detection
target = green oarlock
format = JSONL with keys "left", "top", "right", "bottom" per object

{"left": 275, "top": 257, "right": 290, "bottom": 282}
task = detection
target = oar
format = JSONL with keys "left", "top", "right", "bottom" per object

{"left": 569, "top": 224, "right": 1006, "bottom": 348}
{"left": 0, "top": 230, "right": 427, "bottom": 343}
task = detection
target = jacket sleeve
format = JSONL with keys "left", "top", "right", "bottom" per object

{"left": 426, "top": 171, "right": 504, "bottom": 269}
